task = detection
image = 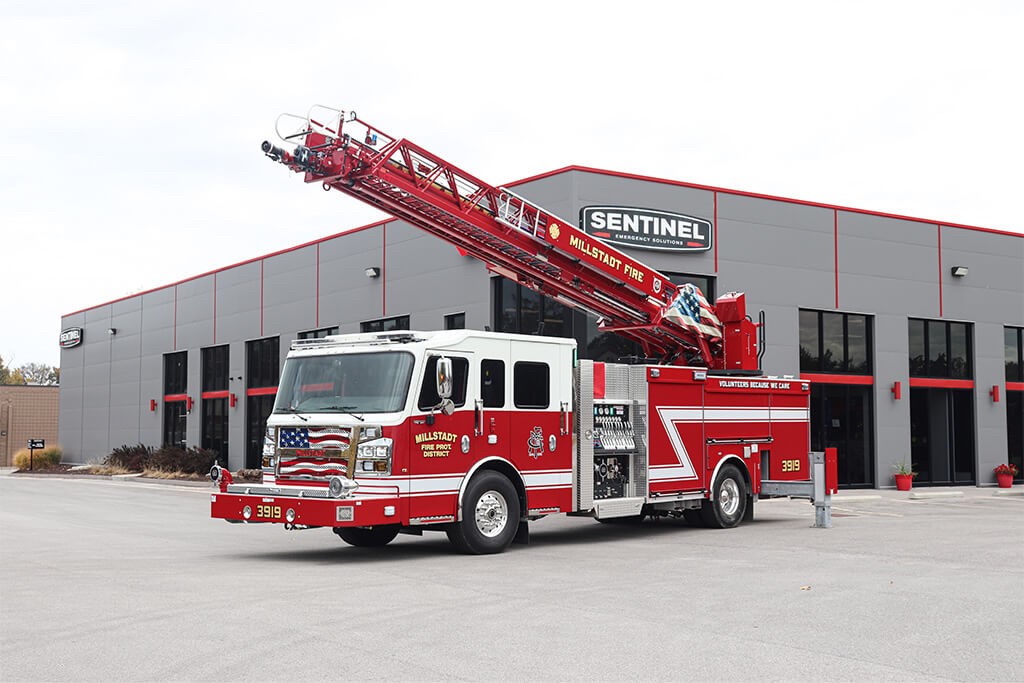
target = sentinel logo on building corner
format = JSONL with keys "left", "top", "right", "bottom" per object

{"left": 59, "top": 327, "right": 83, "bottom": 349}
{"left": 580, "top": 206, "right": 713, "bottom": 252}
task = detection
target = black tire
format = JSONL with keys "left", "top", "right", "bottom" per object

{"left": 446, "top": 470, "right": 521, "bottom": 554}
{"left": 700, "top": 464, "right": 747, "bottom": 529}
{"left": 333, "top": 525, "right": 401, "bottom": 547}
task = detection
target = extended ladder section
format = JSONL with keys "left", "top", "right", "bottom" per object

{"left": 262, "top": 106, "right": 759, "bottom": 369}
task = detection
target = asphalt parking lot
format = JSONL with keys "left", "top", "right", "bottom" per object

{"left": 0, "top": 473, "right": 1021, "bottom": 682}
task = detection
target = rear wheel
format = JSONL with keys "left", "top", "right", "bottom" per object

{"left": 333, "top": 525, "right": 401, "bottom": 547}
{"left": 700, "top": 464, "right": 747, "bottom": 529}
{"left": 446, "top": 470, "right": 520, "bottom": 555}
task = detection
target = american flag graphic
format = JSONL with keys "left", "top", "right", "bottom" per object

{"left": 279, "top": 426, "right": 351, "bottom": 449}
{"left": 663, "top": 283, "right": 723, "bottom": 339}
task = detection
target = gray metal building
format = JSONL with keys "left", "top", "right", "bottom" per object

{"left": 58, "top": 166, "right": 1024, "bottom": 488}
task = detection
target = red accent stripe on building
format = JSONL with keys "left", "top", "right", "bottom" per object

{"left": 713, "top": 191, "right": 718, "bottom": 274}
{"left": 213, "top": 271, "right": 217, "bottom": 344}
{"left": 315, "top": 243, "right": 320, "bottom": 327}
{"left": 300, "top": 383, "right": 333, "bottom": 392}
{"left": 246, "top": 386, "right": 277, "bottom": 397}
{"left": 937, "top": 225, "right": 943, "bottom": 317}
{"left": 1006, "top": 381, "right": 1024, "bottom": 392}
{"left": 260, "top": 259, "right": 265, "bottom": 336}
{"left": 201, "top": 390, "right": 230, "bottom": 399}
{"left": 833, "top": 209, "right": 839, "bottom": 309}
{"left": 382, "top": 223, "right": 387, "bottom": 316}
{"left": 908, "top": 378, "right": 974, "bottom": 389}
{"left": 164, "top": 393, "right": 188, "bottom": 402}
{"left": 800, "top": 373, "right": 874, "bottom": 386}
{"left": 173, "top": 285, "right": 177, "bottom": 351}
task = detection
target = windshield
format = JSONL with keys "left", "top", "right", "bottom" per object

{"left": 273, "top": 351, "right": 415, "bottom": 414}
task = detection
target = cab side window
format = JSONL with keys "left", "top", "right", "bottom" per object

{"left": 481, "top": 359, "right": 505, "bottom": 408}
{"left": 418, "top": 356, "right": 469, "bottom": 410}
{"left": 513, "top": 361, "right": 549, "bottom": 408}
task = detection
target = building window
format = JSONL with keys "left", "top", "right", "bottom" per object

{"left": 361, "top": 315, "right": 410, "bottom": 333}
{"left": 492, "top": 273, "right": 714, "bottom": 362}
{"left": 417, "top": 356, "right": 469, "bottom": 410}
{"left": 246, "top": 337, "right": 280, "bottom": 389}
{"left": 494, "top": 278, "right": 572, "bottom": 337}
{"left": 514, "top": 361, "right": 549, "bottom": 409}
{"left": 201, "top": 345, "right": 229, "bottom": 393}
{"left": 245, "top": 337, "right": 279, "bottom": 469}
{"left": 201, "top": 345, "right": 229, "bottom": 462}
{"left": 162, "top": 351, "right": 188, "bottom": 448}
{"left": 444, "top": 312, "right": 466, "bottom": 330}
{"left": 1006, "top": 327, "right": 1023, "bottom": 382}
{"left": 163, "top": 351, "right": 187, "bottom": 395}
{"left": 799, "top": 310, "right": 873, "bottom": 374}
{"left": 908, "top": 319, "right": 972, "bottom": 379}
{"left": 481, "top": 359, "right": 505, "bottom": 408}
{"left": 298, "top": 326, "right": 339, "bottom": 340}
{"left": 1005, "top": 327, "right": 1024, "bottom": 480}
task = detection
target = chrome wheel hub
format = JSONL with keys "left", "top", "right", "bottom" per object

{"left": 474, "top": 490, "right": 508, "bottom": 538}
{"left": 720, "top": 478, "right": 741, "bottom": 516}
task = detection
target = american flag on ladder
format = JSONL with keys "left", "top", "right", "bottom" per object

{"left": 662, "top": 283, "right": 722, "bottom": 339}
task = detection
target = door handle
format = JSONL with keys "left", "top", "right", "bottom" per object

{"left": 474, "top": 399, "right": 484, "bottom": 436}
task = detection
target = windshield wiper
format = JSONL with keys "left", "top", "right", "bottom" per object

{"left": 321, "top": 405, "right": 365, "bottom": 422}
{"left": 283, "top": 406, "right": 308, "bottom": 421}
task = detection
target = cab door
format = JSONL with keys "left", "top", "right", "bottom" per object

{"left": 507, "top": 339, "right": 574, "bottom": 513}
{"left": 407, "top": 353, "right": 475, "bottom": 522}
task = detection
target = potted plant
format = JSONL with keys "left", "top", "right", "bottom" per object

{"left": 994, "top": 463, "right": 1019, "bottom": 489}
{"left": 893, "top": 461, "right": 917, "bottom": 491}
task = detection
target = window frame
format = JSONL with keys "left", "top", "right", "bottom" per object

{"left": 908, "top": 318, "right": 973, "bottom": 379}
{"left": 513, "top": 361, "right": 550, "bottom": 409}
{"left": 799, "top": 309, "right": 873, "bottom": 375}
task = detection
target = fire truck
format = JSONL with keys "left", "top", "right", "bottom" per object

{"left": 209, "top": 106, "right": 837, "bottom": 553}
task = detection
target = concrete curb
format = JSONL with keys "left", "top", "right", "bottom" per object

{"left": 909, "top": 490, "right": 965, "bottom": 500}
{"left": 993, "top": 488, "right": 1024, "bottom": 497}
{"left": 832, "top": 495, "right": 883, "bottom": 503}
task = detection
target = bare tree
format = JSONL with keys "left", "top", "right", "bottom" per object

{"left": 17, "top": 362, "right": 58, "bottom": 386}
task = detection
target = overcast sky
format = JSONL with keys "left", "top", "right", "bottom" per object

{"left": 2, "top": 0, "right": 1021, "bottom": 369}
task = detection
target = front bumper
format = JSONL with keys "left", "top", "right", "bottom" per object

{"left": 211, "top": 487, "right": 401, "bottom": 527}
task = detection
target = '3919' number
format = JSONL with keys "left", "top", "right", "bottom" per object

{"left": 780, "top": 459, "right": 801, "bottom": 473}
{"left": 256, "top": 504, "right": 281, "bottom": 519}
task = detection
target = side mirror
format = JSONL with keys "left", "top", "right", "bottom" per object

{"left": 436, "top": 357, "right": 453, "bottom": 399}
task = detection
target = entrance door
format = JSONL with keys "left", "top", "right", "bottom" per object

{"left": 163, "top": 401, "right": 187, "bottom": 448}
{"left": 909, "top": 388, "right": 975, "bottom": 485}
{"left": 809, "top": 384, "right": 874, "bottom": 488}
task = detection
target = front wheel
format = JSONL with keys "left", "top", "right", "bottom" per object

{"left": 446, "top": 470, "right": 521, "bottom": 555}
{"left": 700, "top": 464, "right": 747, "bottom": 529}
{"left": 333, "top": 525, "right": 401, "bottom": 547}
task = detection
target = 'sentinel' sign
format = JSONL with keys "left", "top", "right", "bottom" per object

{"left": 580, "top": 206, "right": 713, "bottom": 252}
{"left": 59, "top": 327, "right": 83, "bottom": 349}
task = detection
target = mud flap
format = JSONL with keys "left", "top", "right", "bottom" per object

{"left": 513, "top": 520, "right": 530, "bottom": 545}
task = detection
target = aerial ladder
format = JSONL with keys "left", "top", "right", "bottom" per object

{"left": 261, "top": 106, "right": 762, "bottom": 370}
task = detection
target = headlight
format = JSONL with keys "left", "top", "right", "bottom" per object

{"left": 357, "top": 437, "right": 393, "bottom": 459}
{"left": 262, "top": 426, "right": 276, "bottom": 467}
{"left": 356, "top": 437, "right": 392, "bottom": 476}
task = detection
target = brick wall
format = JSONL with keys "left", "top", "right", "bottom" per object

{"left": 0, "top": 386, "right": 60, "bottom": 467}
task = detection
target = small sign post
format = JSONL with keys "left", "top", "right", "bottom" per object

{"left": 28, "top": 439, "right": 45, "bottom": 471}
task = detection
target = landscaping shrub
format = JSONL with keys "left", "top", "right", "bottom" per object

{"left": 148, "top": 445, "right": 218, "bottom": 476}
{"left": 13, "top": 446, "right": 63, "bottom": 470}
{"left": 105, "top": 443, "right": 153, "bottom": 472}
